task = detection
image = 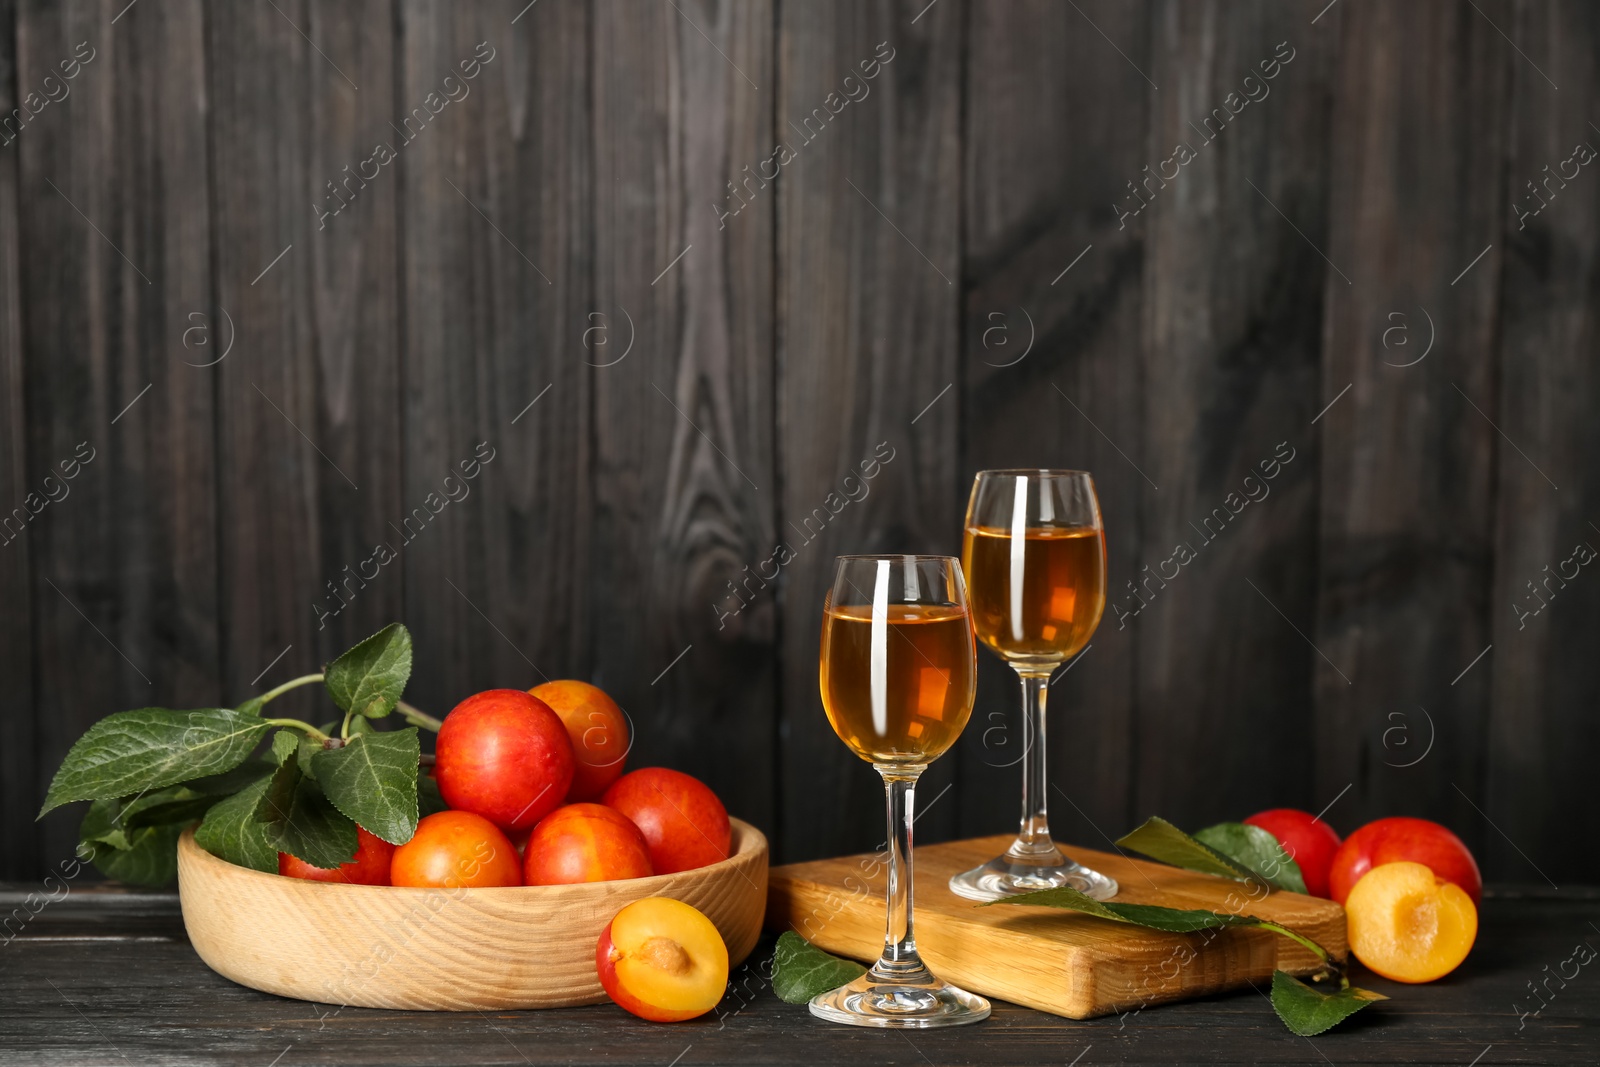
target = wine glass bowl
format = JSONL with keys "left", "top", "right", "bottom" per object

{"left": 964, "top": 525, "right": 1105, "bottom": 666}
{"left": 820, "top": 599, "right": 975, "bottom": 766}
{"left": 948, "top": 471, "right": 1119, "bottom": 903}
{"left": 811, "top": 555, "right": 990, "bottom": 1028}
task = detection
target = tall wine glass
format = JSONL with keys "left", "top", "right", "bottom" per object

{"left": 947, "top": 471, "right": 1119, "bottom": 902}
{"left": 811, "top": 555, "right": 990, "bottom": 1028}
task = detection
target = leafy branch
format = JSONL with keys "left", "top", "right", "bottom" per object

{"left": 1116, "top": 816, "right": 1307, "bottom": 894}
{"left": 769, "top": 815, "right": 1387, "bottom": 1036}
{"left": 987, "top": 884, "right": 1385, "bottom": 1035}
{"left": 38, "top": 623, "right": 437, "bottom": 885}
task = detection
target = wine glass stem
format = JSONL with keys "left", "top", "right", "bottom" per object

{"left": 1011, "top": 670, "right": 1062, "bottom": 862}
{"left": 872, "top": 765, "right": 928, "bottom": 981}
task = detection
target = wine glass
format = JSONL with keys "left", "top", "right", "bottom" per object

{"left": 811, "top": 555, "right": 990, "bottom": 1028}
{"left": 947, "top": 470, "right": 1119, "bottom": 902}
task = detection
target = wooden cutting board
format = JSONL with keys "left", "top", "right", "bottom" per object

{"left": 766, "top": 834, "right": 1347, "bottom": 1020}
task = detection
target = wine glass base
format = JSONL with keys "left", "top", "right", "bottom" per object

{"left": 948, "top": 853, "right": 1119, "bottom": 902}
{"left": 808, "top": 970, "right": 991, "bottom": 1028}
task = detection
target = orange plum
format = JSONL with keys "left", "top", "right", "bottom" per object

{"left": 596, "top": 897, "right": 729, "bottom": 1022}
{"left": 524, "top": 803, "right": 654, "bottom": 886}
{"left": 390, "top": 810, "right": 522, "bottom": 888}
{"left": 1345, "top": 861, "right": 1477, "bottom": 983}
{"left": 602, "top": 768, "right": 729, "bottom": 875}
{"left": 435, "top": 689, "right": 574, "bottom": 833}
{"left": 530, "top": 680, "right": 632, "bottom": 802}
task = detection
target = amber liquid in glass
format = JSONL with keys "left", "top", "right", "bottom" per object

{"left": 820, "top": 603, "right": 976, "bottom": 764}
{"left": 962, "top": 524, "right": 1106, "bottom": 663}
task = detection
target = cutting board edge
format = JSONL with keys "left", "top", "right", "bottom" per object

{"left": 763, "top": 898, "right": 1296, "bottom": 1020}
{"left": 765, "top": 835, "right": 1348, "bottom": 1019}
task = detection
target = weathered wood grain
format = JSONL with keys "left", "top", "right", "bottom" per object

{"left": 776, "top": 0, "right": 965, "bottom": 863}
{"left": 177, "top": 821, "right": 766, "bottom": 1010}
{"left": 0, "top": 0, "right": 37, "bottom": 881}
{"left": 3, "top": 884, "right": 1597, "bottom": 1064}
{"left": 18, "top": 0, "right": 220, "bottom": 866}
{"left": 208, "top": 0, "right": 402, "bottom": 707}
{"left": 590, "top": 0, "right": 777, "bottom": 833}
{"left": 396, "top": 0, "right": 592, "bottom": 721}
{"left": 1484, "top": 0, "right": 1599, "bottom": 885}
{"left": 0, "top": 0, "right": 1597, "bottom": 886}
{"left": 1313, "top": 0, "right": 1510, "bottom": 850}
{"left": 1132, "top": 1, "right": 1333, "bottom": 826}
{"left": 958, "top": 0, "right": 1149, "bottom": 849}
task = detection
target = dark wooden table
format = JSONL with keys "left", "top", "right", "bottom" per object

{"left": 3, "top": 884, "right": 1596, "bottom": 1066}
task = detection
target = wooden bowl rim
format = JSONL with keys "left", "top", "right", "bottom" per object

{"left": 177, "top": 816, "right": 767, "bottom": 895}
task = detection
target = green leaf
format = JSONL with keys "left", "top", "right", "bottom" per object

{"left": 79, "top": 797, "right": 131, "bottom": 851}
{"left": 193, "top": 774, "right": 279, "bottom": 873}
{"left": 270, "top": 729, "right": 301, "bottom": 764}
{"left": 80, "top": 786, "right": 220, "bottom": 852}
{"left": 771, "top": 932, "right": 868, "bottom": 1004}
{"left": 186, "top": 758, "right": 275, "bottom": 796}
{"left": 988, "top": 885, "right": 1261, "bottom": 933}
{"left": 39, "top": 706, "right": 270, "bottom": 816}
{"left": 119, "top": 787, "right": 219, "bottom": 831}
{"left": 1270, "top": 971, "right": 1386, "bottom": 1036}
{"left": 82, "top": 824, "right": 183, "bottom": 887}
{"left": 254, "top": 751, "right": 359, "bottom": 868}
{"left": 296, "top": 734, "right": 324, "bottom": 780}
{"left": 324, "top": 623, "right": 412, "bottom": 719}
{"left": 1195, "top": 822, "right": 1307, "bottom": 894}
{"left": 1116, "top": 816, "right": 1269, "bottom": 888}
{"left": 418, "top": 771, "right": 449, "bottom": 817}
{"left": 312, "top": 729, "right": 420, "bottom": 845}
{"left": 991, "top": 886, "right": 1370, "bottom": 1037}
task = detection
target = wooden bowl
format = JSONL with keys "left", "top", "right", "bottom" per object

{"left": 176, "top": 819, "right": 768, "bottom": 1010}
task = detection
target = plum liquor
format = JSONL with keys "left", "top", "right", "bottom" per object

{"left": 962, "top": 524, "right": 1106, "bottom": 664}
{"left": 819, "top": 602, "right": 976, "bottom": 765}
{"left": 948, "top": 471, "right": 1119, "bottom": 904}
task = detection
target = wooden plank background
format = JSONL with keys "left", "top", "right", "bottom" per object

{"left": 1, "top": 0, "right": 1594, "bottom": 885}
